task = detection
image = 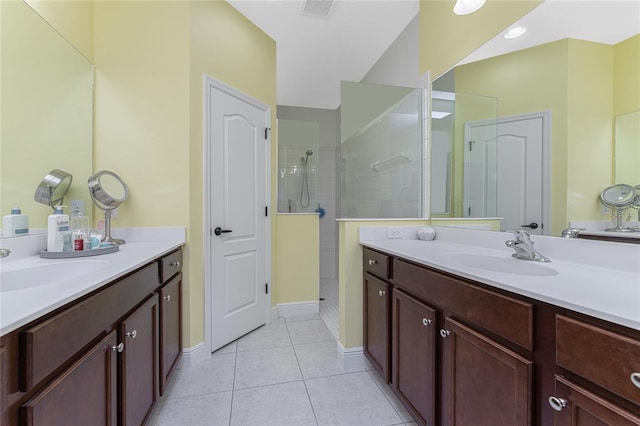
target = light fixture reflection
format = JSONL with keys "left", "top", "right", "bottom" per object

{"left": 504, "top": 26, "right": 527, "bottom": 39}
{"left": 453, "top": 0, "right": 486, "bottom": 15}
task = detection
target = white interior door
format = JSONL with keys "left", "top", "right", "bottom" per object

{"left": 464, "top": 112, "right": 549, "bottom": 235}
{"left": 205, "top": 77, "right": 270, "bottom": 352}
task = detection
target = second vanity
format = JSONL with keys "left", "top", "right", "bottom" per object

{"left": 0, "top": 228, "right": 185, "bottom": 425}
{"left": 360, "top": 226, "right": 640, "bottom": 426}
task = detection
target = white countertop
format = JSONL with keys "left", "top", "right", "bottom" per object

{"left": 0, "top": 227, "right": 185, "bottom": 336}
{"left": 360, "top": 226, "right": 640, "bottom": 331}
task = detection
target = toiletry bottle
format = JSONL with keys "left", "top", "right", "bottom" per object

{"left": 47, "top": 206, "right": 70, "bottom": 252}
{"left": 70, "top": 209, "right": 90, "bottom": 251}
{"left": 2, "top": 206, "right": 29, "bottom": 237}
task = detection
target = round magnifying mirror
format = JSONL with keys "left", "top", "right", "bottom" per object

{"left": 600, "top": 184, "right": 636, "bottom": 208}
{"left": 34, "top": 169, "right": 73, "bottom": 210}
{"left": 88, "top": 170, "right": 129, "bottom": 245}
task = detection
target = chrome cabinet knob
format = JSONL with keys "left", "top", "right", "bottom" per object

{"left": 422, "top": 318, "right": 432, "bottom": 326}
{"left": 368, "top": 259, "right": 378, "bottom": 265}
{"left": 112, "top": 343, "right": 124, "bottom": 353}
{"left": 439, "top": 329, "right": 450, "bottom": 338}
{"left": 631, "top": 373, "right": 640, "bottom": 389}
{"left": 169, "top": 261, "right": 180, "bottom": 267}
{"left": 548, "top": 396, "right": 567, "bottom": 411}
{"left": 378, "top": 290, "right": 386, "bottom": 297}
{"left": 163, "top": 295, "right": 171, "bottom": 302}
{"left": 125, "top": 330, "right": 137, "bottom": 339}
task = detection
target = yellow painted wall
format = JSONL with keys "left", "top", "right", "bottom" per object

{"left": 25, "top": 0, "right": 94, "bottom": 62}
{"left": 614, "top": 34, "right": 640, "bottom": 117}
{"left": 276, "top": 215, "right": 319, "bottom": 304}
{"left": 419, "top": 0, "right": 542, "bottom": 79}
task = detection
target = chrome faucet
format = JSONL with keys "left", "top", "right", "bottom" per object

{"left": 0, "top": 248, "right": 11, "bottom": 258}
{"left": 561, "top": 227, "right": 584, "bottom": 238}
{"left": 505, "top": 230, "right": 550, "bottom": 262}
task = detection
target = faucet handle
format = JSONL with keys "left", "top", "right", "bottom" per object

{"left": 506, "top": 229, "right": 532, "bottom": 244}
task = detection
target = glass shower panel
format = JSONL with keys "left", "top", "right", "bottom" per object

{"left": 277, "top": 119, "right": 320, "bottom": 213}
{"left": 340, "top": 81, "right": 423, "bottom": 218}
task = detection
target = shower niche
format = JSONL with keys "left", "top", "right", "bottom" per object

{"left": 277, "top": 119, "right": 320, "bottom": 213}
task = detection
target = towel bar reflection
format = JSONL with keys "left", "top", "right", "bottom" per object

{"left": 370, "top": 150, "right": 412, "bottom": 172}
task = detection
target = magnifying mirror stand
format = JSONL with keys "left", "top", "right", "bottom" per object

{"left": 605, "top": 209, "right": 632, "bottom": 232}
{"left": 102, "top": 209, "right": 126, "bottom": 245}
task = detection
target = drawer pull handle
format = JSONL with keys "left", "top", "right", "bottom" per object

{"left": 548, "top": 396, "right": 567, "bottom": 412}
{"left": 439, "top": 329, "right": 450, "bottom": 338}
{"left": 631, "top": 373, "right": 640, "bottom": 389}
{"left": 163, "top": 295, "right": 171, "bottom": 302}
{"left": 125, "top": 330, "right": 137, "bottom": 339}
{"left": 170, "top": 261, "right": 181, "bottom": 267}
{"left": 368, "top": 259, "right": 378, "bottom": 266}
{"left": 378, "top": 290, "right": 386, "bottom": 297}
{"left": 422, "top": 318, "right": 432, "bottom": 326}
{"left": 112, "top": 343, "right": 124, "bottom": 353}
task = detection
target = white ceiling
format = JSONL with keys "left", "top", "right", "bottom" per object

{"left": 227, "top": 0, "right": 419, "bottom": 109}
{"left": 227, "top": 0, "right": 639, "bottom": 109}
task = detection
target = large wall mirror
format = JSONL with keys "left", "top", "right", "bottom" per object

{"left": 1, "top": 0, "right": 93, "bottom": 235}
{"left": 430, "top": 0, "right": 639, "bottom": 237}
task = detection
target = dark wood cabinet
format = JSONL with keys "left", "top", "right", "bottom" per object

{"left": 441, "top": 317, "right": 533, "bottom": 426}
{"left": 120, "top": 295, "right": 159, "bottom": 426}
{"left": 363, "top": 272, "right": 391, "bottom": 382}
{"left": 159, "top": 273, "right": 182, "bottom": 395}
{"left": 392, "top": 289, "right": 436, "bottom": 426}
{"left": 19, "top": 331, "right": 118, "bottom": 426}
{"left": 0, "top": 247, "right": 183, "bottom": 426}
{"left": 551, "top": 375, "right": 640, "bottom": 425}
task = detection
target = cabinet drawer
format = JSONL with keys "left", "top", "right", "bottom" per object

{"left": 363, "top": 247, "right": 391, "bottom": 280}
{"left": 393, "top": 259, "right": 534, "bottom": 351}
{"left": 19, "top": 263, "right": 159, "bottom": 392}
{"left": 160, "top": 249, "right": 182, "bottom": 283}
{"left": 556, "top": 315, "right": 640, "bottom": 405}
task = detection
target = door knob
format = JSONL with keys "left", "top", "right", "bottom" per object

{"left": 521, "top": 222, "right": 539, "bottom": 229}
{"left": 548, "top": 396, "right": 567, "bottom": 411}
{"left": 422, "top": 318, "right": 432, "bottom": 326}
{"left": 368, "top": 259, "right": 378, "bottom": 265}
{"left": 631, "top": 372, "right": 640, "bottom": 389}
{"left": 214, "top": 227, "right": 232, "bottom": 236}
{"left": 125, "top": 330, "right": 137, "bottom": 339}
{"left": 378, "top": 290, "right": 386, "bottom": 297}
{"left": 439, "top": 329, "right": 451, "bottom": 338}
{"left": 112, "top": 343, "right": 124, "bottom": 353}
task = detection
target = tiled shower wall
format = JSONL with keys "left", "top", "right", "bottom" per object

{"left": 277, "top": 106, "right": 339, "bottom": 280}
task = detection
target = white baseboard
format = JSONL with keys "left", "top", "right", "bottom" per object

{"left": 276, "top": 300, "right": 319, "bottom": 318}
{"left": 178, "top": 341, "right": 206, "bottom": 368}
{"left": 337, "top": 342, "right": 369, "bottom": 370}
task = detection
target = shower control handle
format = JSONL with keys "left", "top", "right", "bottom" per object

{"left": 214, "top": 227, "right": 232, "bottom": 236}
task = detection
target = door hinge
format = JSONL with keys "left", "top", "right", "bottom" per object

{"left": 468, "top": 207, "right": 471, "bottom": 216}
{"left": 265, "top": 283, "right": 269, "bottom": 294}
{"left": 264, "top": 127, "right": 271, "bottom": 140}
{"left": 468, "top": 140, "right": 475, "bottom": 151}
{"left": 265, "top": 206, "right": 268, "bottom": 217}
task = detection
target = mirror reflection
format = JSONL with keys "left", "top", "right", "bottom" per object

{"left": 430, "top": 1, "right": 639, "bottom": 237}
{"left": 0, "top": 1, "right": 94, "bottom": 235}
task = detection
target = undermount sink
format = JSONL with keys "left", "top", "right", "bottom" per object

{"left": 0, "top": 260, "right": 109, "bottom": 293}
{"left": 437, "top": 253, "right": 558, "bottom": 277}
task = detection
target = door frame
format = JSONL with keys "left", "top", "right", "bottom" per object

{"left": 463, "top": 110, "right": 551, "bottom": 235}
{"left": 202, "top": 75, "right": 272, "bottom": 356}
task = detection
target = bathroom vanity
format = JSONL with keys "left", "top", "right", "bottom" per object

{"left": 361, "top": 228, "right": 640, "bottom": 426}
{"left": 0, "top": 234, "right": 184, "bottom": 426}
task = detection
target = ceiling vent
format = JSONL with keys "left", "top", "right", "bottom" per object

{"left": 300, "top": 0, "right": 335, "bottom": 18}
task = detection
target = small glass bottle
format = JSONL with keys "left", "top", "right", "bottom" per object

{"left": 70, "top": 209, "right": 90, "bottom": 251}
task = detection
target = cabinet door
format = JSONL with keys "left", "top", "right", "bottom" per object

{"left": 159, "top": 274, "right": 182, "bottom": 395}
{"left": 550, "top": 375, "right": 640, "bottom": 426}
{"left": 20, "top": 331, "right": 118, "bottom": 426}
{"left": 363, "top": 273, "right": 391, "bottom": 382}
{"left": 120, "top": 295, "right": 159, "bottom": 426}
{"left": 441, "top": 317, "right": 533, "bottom": 426}
{"left": 392, "top": 289, "right": 436, "bottom": 426}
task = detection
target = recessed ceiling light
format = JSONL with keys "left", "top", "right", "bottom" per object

{"left": 300, "top": 0, "right": 335, "bottom": 18}
{"left": 504, "top": 26, "right": 527, "bottom": 40}
{"left": 453, "top": 0, "right": 486, "bottom": 16}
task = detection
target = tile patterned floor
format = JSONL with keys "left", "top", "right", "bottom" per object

{"left": 149, "top": 316, "right": 416, "bottom": 426}
{"left": 319, "top": 278, "right": 339, "bottom": 339}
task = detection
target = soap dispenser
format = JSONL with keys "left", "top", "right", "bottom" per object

{"left": 2, "top": 206, "right": 29, "bottom": 237}
{"left": 47, "top": 206, "right": 70, "bottom": 252}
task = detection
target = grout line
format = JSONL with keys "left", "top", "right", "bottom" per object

{"left": 366, "top": 370, "right": 412, "bottom": 423}
{"left": 287, "top": 319, "right": 320, "bottom": 426}
{"left": 228, "top": 340, "right": 239, "bottom": 426}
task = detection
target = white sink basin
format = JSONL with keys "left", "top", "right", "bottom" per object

{"left": 436, "top": 253, "right": 558, "bottom": 277}
{"left": 1, "top": 260, "right": 110, "bottom": 292}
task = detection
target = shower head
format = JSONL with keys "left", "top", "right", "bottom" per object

{"left": 306, "top": 149, "right": 314, "bottom": 156}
